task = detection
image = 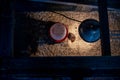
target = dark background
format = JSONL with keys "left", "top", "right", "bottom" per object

{"left": 0, "top": 0, "right": 120, "bottom": 79}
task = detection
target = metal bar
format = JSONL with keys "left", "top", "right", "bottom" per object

{"left": 29, "top": 0, "right": 79, "bottom": 6}
{"left": 98, "top": 0, "right": 111, "bottom": 56}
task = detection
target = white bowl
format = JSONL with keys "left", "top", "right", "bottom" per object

{"left": 50, "top": 23, "right": 68, "bottom": 42}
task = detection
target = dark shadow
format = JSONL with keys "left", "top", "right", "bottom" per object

{"left": 14, "top": 13, "right": 56, "bottom": 57}
{"left": 14, "top": 0, "right": 77, "bottom": 12}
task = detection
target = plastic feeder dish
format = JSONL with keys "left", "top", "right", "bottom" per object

{"left": 50, "top": 23, "right": 68, "bottom": 43}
